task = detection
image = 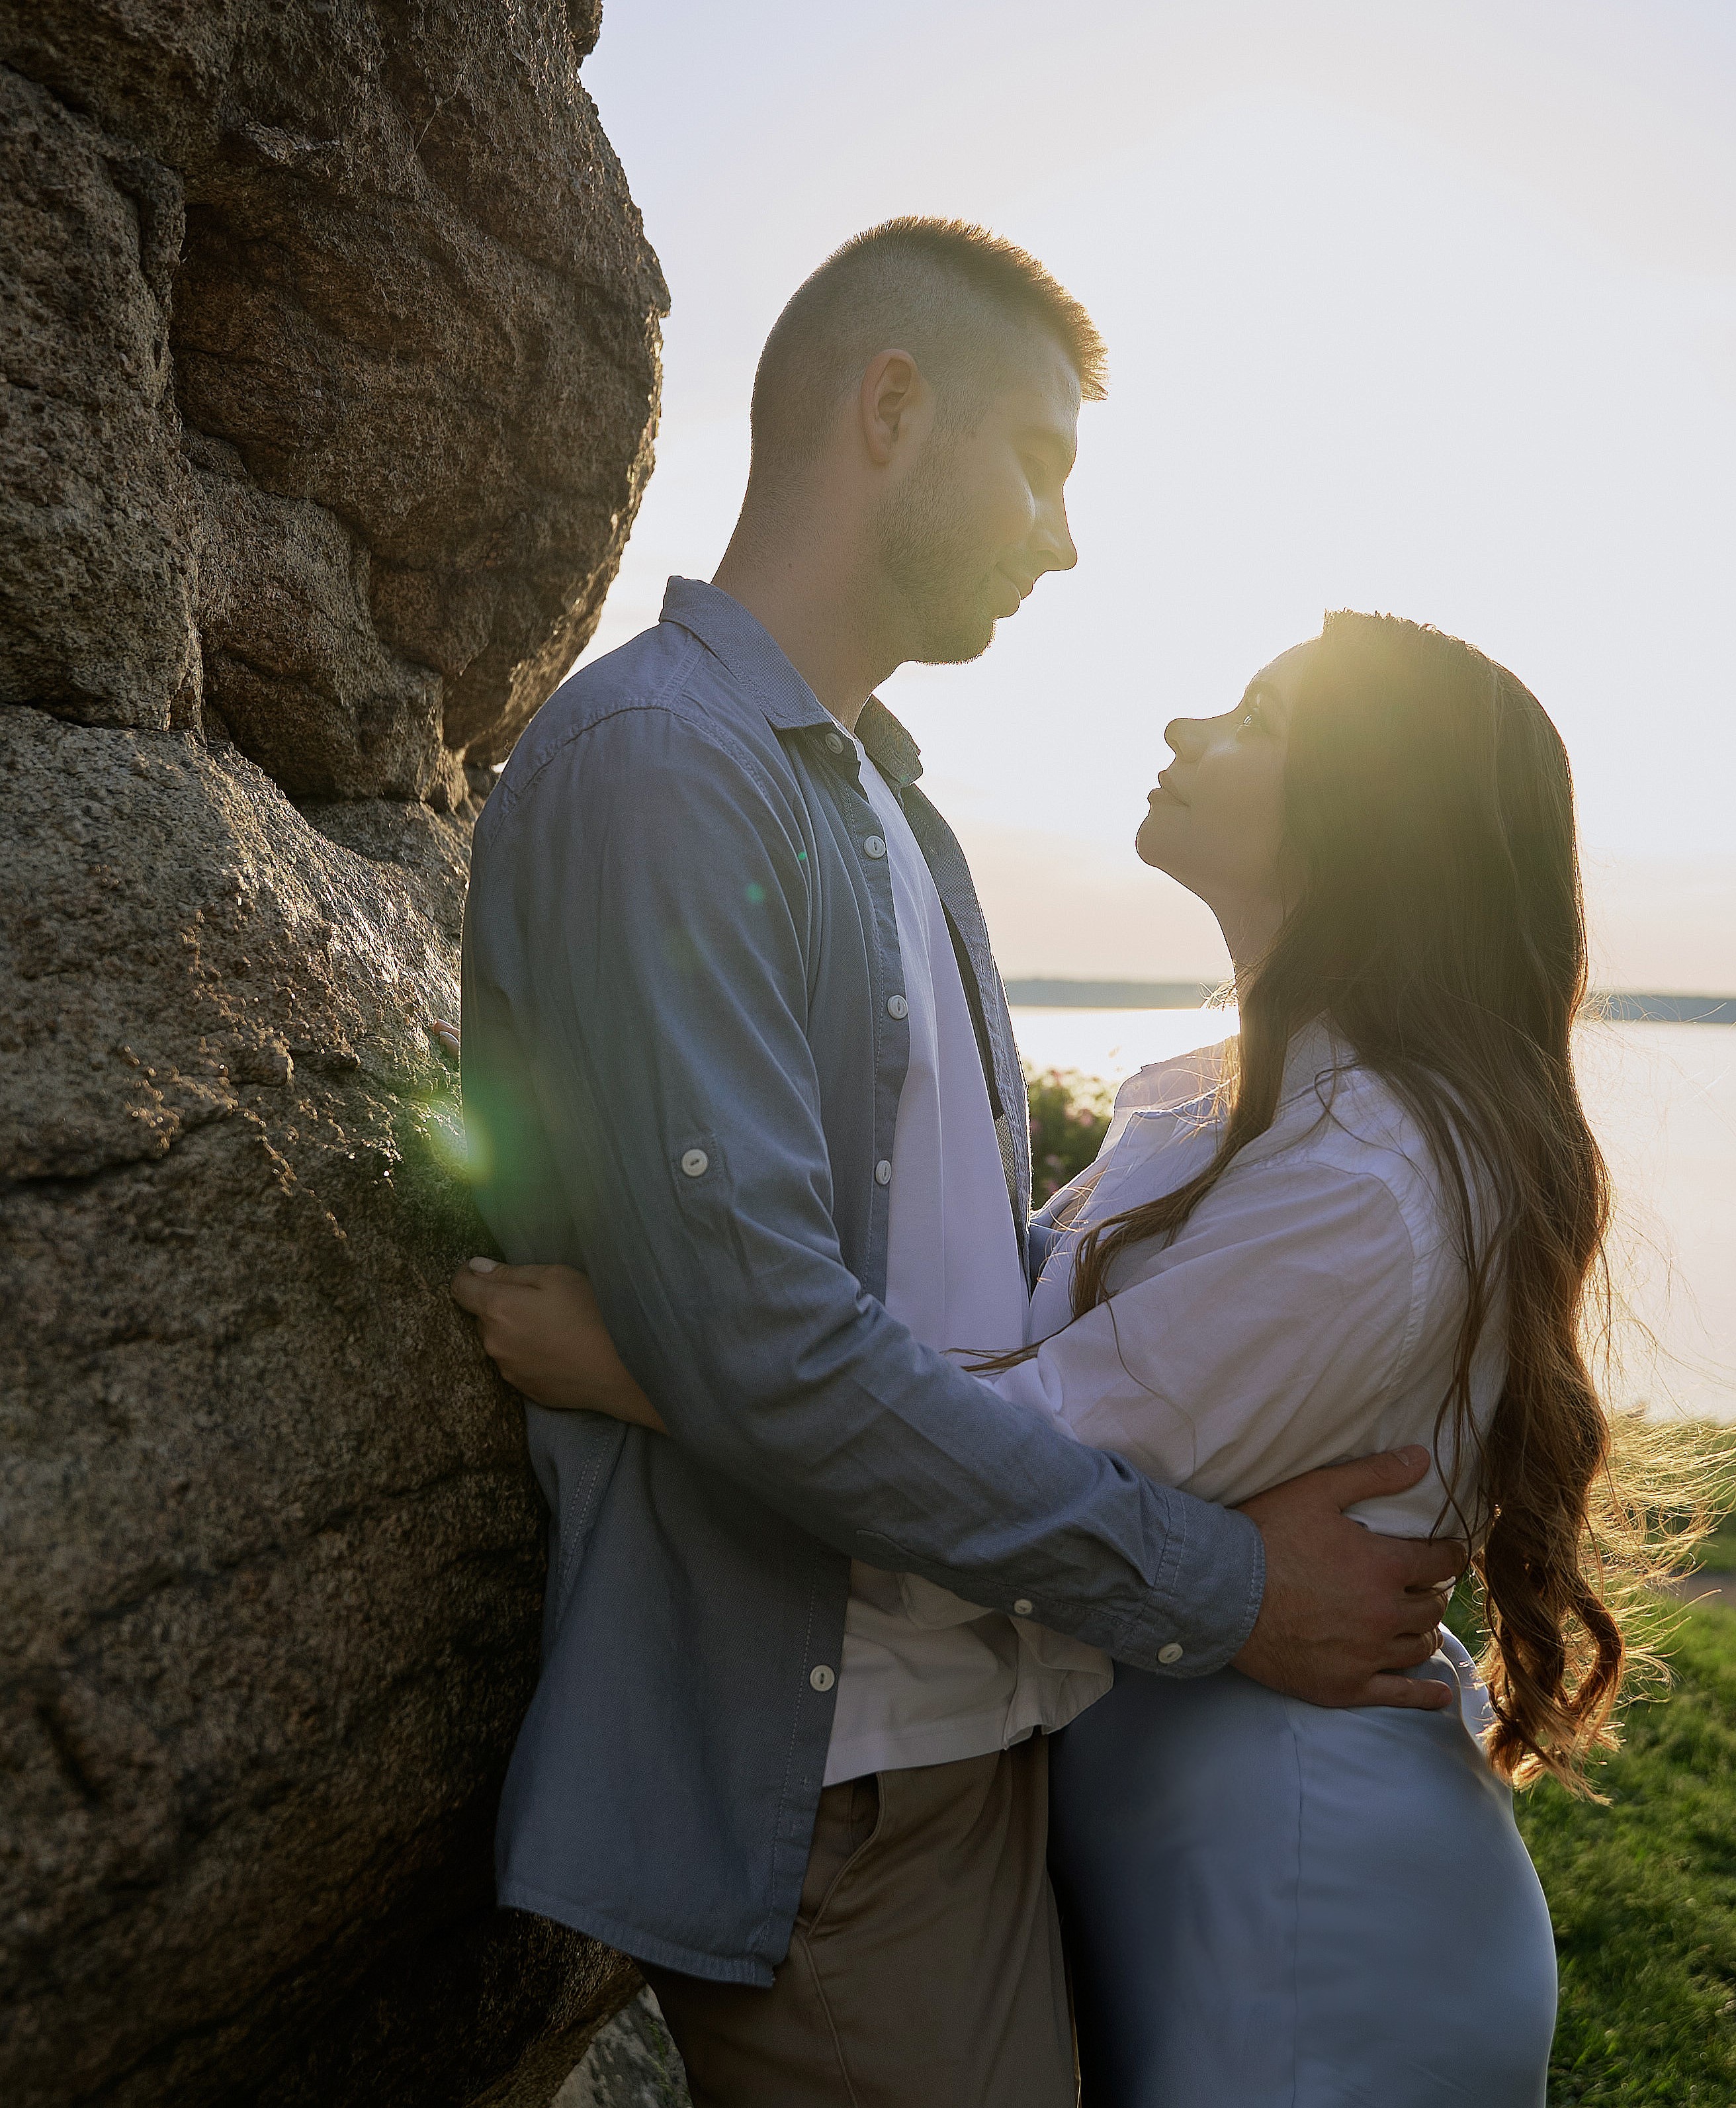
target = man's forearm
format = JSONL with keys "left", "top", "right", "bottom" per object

{"left": 597, "top": 1245, "right": 1266, "bottom": 1675}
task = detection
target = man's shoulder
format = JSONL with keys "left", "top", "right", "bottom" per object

{"left": 496, "top": 621, "right": 715, "bottom": 788}
{"left": 482, "top": 620, "right": 785, "bottom": 838}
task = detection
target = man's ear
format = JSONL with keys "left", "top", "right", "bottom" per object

{"left": 858, "top": 348, "right": 926, "bottom": 466}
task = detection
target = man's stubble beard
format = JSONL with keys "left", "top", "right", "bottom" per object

{"left": 869, "top": 440, "right": 1001, "bottom": 668}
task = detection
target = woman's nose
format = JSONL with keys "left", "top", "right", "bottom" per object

{"left": 1164, "top": 715, "right": 1204, "bottom": 758}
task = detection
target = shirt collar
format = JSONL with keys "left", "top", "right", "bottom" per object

{"left": 856, "top": 697, "right": 924, "bottom": 788}
{"left": 659, "top": 577, "right": 832, "bottom": 732}
{"left": 660, "top": 576, "right": 924, "bottom": 785}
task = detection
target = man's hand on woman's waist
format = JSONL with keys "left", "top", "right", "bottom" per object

{"left": 1233, "top": 1448, "right": 1462, "bottom": 1711}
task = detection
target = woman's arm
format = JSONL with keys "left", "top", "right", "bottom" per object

{"left": 450, "top": 1258, "right": 669, "bottom": 1432}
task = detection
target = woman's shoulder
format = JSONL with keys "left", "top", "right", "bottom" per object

{"left": 1075, "top": 1024, "right": 1473, "bottom": 1266}
{"left": 1104, "top": 1027, "right": 1434, "bottom": 1202}
{"left": 1256, "top": 1033, "right": 1465, "bottom": 1255}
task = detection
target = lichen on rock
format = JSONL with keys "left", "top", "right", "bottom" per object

{"left": 0, "top": 3, "right": 666, "bottom": 2102}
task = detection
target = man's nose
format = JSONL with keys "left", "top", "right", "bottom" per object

{"left": 1032, "top": 499, "right": 1078, "bottom": 575}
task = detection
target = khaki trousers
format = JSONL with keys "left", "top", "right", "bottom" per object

{"left": 644, "top": 1737, "right": 1076, "bottom": 2108}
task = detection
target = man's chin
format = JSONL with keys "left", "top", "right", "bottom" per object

{"left": 910, "top": 611, "right": 999, "bottom": 668}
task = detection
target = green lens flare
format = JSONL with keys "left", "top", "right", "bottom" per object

{"left": 417, "top": 1090, "right": 493, "bottom": 1185}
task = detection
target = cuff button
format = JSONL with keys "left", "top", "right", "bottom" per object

{"left": 1157, "top": 1642, "right": 1184, "bottom": 1665}
{"left": 679, "top": 1149, "right": 709, "bottom": 1178}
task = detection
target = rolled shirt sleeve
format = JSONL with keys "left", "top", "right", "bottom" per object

{"left": 466, "top": 707, "right": 1264, "bottom": 1674}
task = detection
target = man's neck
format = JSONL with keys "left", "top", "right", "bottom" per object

{"left": 712, "top": 532, "right": 900, "bottom": 734}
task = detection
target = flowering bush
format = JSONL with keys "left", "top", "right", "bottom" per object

{"left": 1024, "top": 1065, "right": 1113, "bottom": 1208}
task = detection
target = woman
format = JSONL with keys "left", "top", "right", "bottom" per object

{"left": 460, "top": 612, "right": 1661, "bottom": 2105}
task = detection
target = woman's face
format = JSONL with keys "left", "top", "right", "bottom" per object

{"left": 1135, "top": 640, "right": 1309, "bottom": 957}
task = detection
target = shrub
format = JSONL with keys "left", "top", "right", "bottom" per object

{"left": 1025, "top": 1065, "right": 1113, "bottom": 1207}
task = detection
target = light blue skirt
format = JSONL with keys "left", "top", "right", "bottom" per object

{"left": 1049, "top": 1636, "right": 1557, "bottom": 2107}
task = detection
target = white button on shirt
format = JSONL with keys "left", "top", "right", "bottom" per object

{"left": 822, "top": 731, "right": 1111, "bottom": 1786}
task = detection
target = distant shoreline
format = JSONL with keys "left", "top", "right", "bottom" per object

{"left": 1004, "top": 980, "right": 1736, "bottom": 1024}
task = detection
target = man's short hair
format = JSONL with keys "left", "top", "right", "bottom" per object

{"left": 748, "top": 217, "right": 1107, "bottom": 484}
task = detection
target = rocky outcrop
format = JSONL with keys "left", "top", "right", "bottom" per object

{"left": 1, "top": 0, "right": 662, "bottom": 789}
{"left": 0, "top": 4, "right": 664, "bottom": 2104}
{"left": 557, "top": 1990, "right": 692, "bottom": 2107}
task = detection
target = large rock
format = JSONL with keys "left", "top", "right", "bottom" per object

{"left": 1, "top": 0, "right": 664, "bottom": 793}
{"left": 0, "top": 65, "right": 200, "bottom": 729}
{"left": 0, "top": 3, "right": 665, "bottom": 2103}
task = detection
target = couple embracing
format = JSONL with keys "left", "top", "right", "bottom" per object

{"left": 451, "top": 218, "right": 1633, "bottom": 2107}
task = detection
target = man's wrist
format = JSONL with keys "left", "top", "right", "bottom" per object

{"left": 1115, "top": 1492, "right": 1266, "bottom": 1677}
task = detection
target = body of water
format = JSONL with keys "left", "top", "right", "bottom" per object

{"left": 1010, "top": 1007, "right": 1736, "bottom": 1423}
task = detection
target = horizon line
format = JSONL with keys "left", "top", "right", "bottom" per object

{"left": 1003, "top": 979, "right": 1736, "bottom": 1024}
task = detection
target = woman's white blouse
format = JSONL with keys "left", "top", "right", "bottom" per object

{"left": 995, "top": 1022, "right": 1504, "bottom": 1544}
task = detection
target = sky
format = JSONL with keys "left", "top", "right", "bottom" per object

{"left": 577, "top": 0, "right": 1736, "bottom": 989}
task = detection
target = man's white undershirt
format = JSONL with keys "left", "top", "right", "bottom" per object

{"left": 822, "top": 734, "right": 1111, "bottom": 1786}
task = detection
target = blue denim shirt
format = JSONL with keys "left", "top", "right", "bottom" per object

{"left": 462, "top": 579, "right": 1264, "bottom": 1983}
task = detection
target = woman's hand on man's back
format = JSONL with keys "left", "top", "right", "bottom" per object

{"left": 449, "top": 1258, "right": 669, "bottom": 1431}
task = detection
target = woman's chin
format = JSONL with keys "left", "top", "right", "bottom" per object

{"left": 1133, "top": 815, "right": 1181, "bottom": 873}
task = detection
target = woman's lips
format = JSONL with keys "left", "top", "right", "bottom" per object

{"left": 1152, "top": 769, "right": 1188, "bottom": 806}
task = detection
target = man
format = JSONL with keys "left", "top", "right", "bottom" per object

{"left": 456, "top": 219, "right": 1459, "bottom": 2107}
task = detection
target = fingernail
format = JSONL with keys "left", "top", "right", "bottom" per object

{"left": 468, "top": 1256, "right": 499, "bottom": 1273}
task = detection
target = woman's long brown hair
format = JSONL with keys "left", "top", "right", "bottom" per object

{"left": 1066, "top": 612, "right": 1688, "bottom": 1790}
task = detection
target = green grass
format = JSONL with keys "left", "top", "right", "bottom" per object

{"left": 1500, "top": 1601, "right": 1736, "bottom": 2103}
{"left": 1416, "top": 1415, "right": 1736, "bottom": 2100}
{"left": 1690, "top": 1526, "right": 1736, "bottom": 1575}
